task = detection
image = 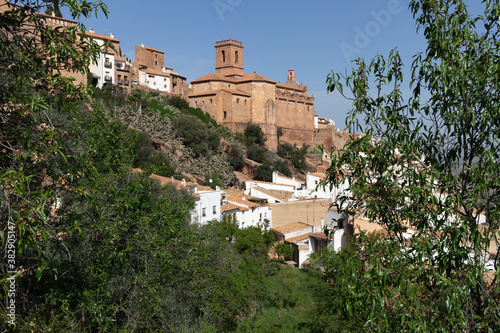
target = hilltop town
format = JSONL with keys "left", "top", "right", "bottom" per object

{"left": 2, "top": 1, "right": 499, "bottom": 331}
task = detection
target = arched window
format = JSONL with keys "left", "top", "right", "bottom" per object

{"left": 222, "top": 50, "right": 226, "bottom": 62}
{"left": 235, "top": 50, "right": 239, "bottom": 64}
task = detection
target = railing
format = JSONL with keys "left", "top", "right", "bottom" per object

{"left": 124, "top": 81, "right": 129, "bottom": 86}
{"left": 117, "top": 80, "right": 123, "bottom": 85}
{"left": 104, "top": 62, "right": 112, "bottom": 68}
{"left": 104, "top": 75, "right": 112, "bottom": 82}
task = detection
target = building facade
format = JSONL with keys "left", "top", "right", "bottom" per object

{"left": 189, "top": 38, "right": 316, "bottom": 150}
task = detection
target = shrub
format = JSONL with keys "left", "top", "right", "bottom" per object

{"left": 168, "top": 95, "right": 190, "bottom": 110}
{"left": 174, "top": 113, "right": 220, "bottom": 158}
{"left": 255, "top": 161, "right": 274, "bottom": 182}
{"left": 244, "top": 123, "right": 266, "bottom": 146}
{"left": 246, "top": 144, "right": 267, "bottom": 163}
{"left": 273, "top": 159, "right": 292, "bottom": 178}
{"left": 227, "top": 145, "right": 245, "bottom": 171}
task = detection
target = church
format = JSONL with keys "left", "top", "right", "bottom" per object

{"left": 188, "top": 38, "right": 316, "bottom": 150}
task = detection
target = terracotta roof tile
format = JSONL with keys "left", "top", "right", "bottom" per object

{"left": 226, "top": 196, "right": 258, "bottom": 208}
{"left": 276, "top": 82, "right": 305, "bottom": 91}
{"left": 140, "top": 69, "right": 170, "bottom": 77}
{"left": 221, "top": 203, "right": 244, "bottom": 213}
{"left": 286, "top": 232, "right": 314, "bottom": 242}
{"left": 236, "top": 73, "right": 276, "bottom": 84}
{"left": 272, "top": 222, "right": 311, "bottom": 235}
{"left": 81, "top": 30, "right": 120, "bottom": 42}
{"left": 189, "top": 88, "right": 251, "bottom": 98}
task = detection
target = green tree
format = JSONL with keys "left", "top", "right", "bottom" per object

{"left": 0, "top": 0, "right": 108, "bottom": 296}
{"left": 173, "top": 113, "right": 220, "bottom": 158}
{"left": 323, "top": 0, "right": 500, "bottom": 331}
{"left": 244, "top": 122, "right": 266, "bottom": 146}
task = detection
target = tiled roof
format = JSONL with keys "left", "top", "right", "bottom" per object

{"left": 286, "top": 232, "right": 314, "bottom": 243}
{"left": 197, "top": 185, "right": 217, "bottom": 192}
{"left": 221, "top": 203, "right": 245, "bottom": 213}
{"left": 247, "top": 180, "right": 295, "bottom": 188}
{"left": 189, "top": 88, "right": 251, "bottom": 98}
{"left": 142, "top": 46, "right": 164, "bottom": 54}
{"left": 272, "top": 222, "right": 311, "bottom": 235}
{"left": 310, "top": 232, "right": 328, "bottom": 240}
{"left": 191, "top": 71, "right": 276, "bottom": 84}
{"left": 236, "top": 73, "right": 276, "bottom": 84}
{"left": 82, "top": 31, "right": 120, "bottom": 42}
{"left": 140, "top": 69, "right": 170, "bottom": 77}
{"left": 309, "top": 172, "right": 326, "bottom": 178}
{"left": 251, "top": 186, "right": 294, "bottom": 202}
{"left": 226, "top": 196, "right": 258, "bottom": 208}
{"left": 276, "top": 82, "right": 305, "bottom": 91}
{"left": 191, "top": 72, "right": 233, "bottom": 83}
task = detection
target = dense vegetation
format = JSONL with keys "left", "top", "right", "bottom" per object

{"left": 321, "top": 0, "right": 500, "bottom": 331}
{"left": 0, "top": 2, "right": 325, "bottom": 331}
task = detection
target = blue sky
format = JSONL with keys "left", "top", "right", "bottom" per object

{"left": 74, "top": 0, "right": 476, "bottom": 129}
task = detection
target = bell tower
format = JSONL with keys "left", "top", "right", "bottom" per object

{"left": 215, "top": 38, "right": 244, "bottom": 73}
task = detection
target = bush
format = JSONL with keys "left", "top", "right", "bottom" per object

{"left": 277, "top": 143, "right": 308, "bottom": 173}
{"left": 273, "top": 159, "right": 292, "bottom": 178}
{"left": 246, "top": 144, "right": 267, "bottom": 163}
{"left": 168, "top": 95, "right": 190, "bottom": 110}
{"left": 227, "top": 145, "right": 245, "bottom": 171}
{"left": 132, "top": 131, "right": 175, "bottom": 177}
{"left": 174, "top": 113, "right": 220, "bottom": 158}
{"left": 244, "top": 123, "right": 266, "bottom": 146}
{"left": 255, "top": 161, "right": 274, "bottom": 182}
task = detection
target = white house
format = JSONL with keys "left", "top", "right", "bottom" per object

{"left": 225, "top": 195, "right": 270, "bottom": 229}
{"left": 195, "top": 184, "right": 223, "bottom": 225}
{"left": 86, "top": 30, "right": 119, "bottom": 89}
{"left": 138, "top": 69, "right": 171, "bottom": 93}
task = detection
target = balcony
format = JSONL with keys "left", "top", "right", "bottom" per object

{"left": 117, "top": 80, "right": 123, "bottom": 85}
{"left": 124, "top": 81, "right": 129, "bottom": 86}
{"left": 104, "top": 75, "right": 112, "bottom": 82}
{"left": 104, "top": 61, "right": 112, "bottom": 69}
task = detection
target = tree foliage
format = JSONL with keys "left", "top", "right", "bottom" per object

{"left": 173, "top": 113, "right": 220, "bottom": 158}
{"left": 323, "top": 0, "right": 500, "bottom": 331}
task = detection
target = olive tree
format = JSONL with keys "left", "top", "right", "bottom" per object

{"left": 323, "top": 0, "right": 500, "bottom": 331}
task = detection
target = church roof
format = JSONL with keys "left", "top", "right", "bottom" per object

{"left": 276, "top": 82, "right": 306, "bottom": 91}
{"left": 189, "top": 88, "right": 251, "bottom": 98}
{"left": 191, "top": 71, "right": 276, "bottom": 84}
{"left": 236, "top": 72, "right": 276, "bottom": 84}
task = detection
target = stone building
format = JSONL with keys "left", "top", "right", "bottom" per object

{"left": 189, "top": 38, "right": 316, "bottom": 150}
{"left": 132, "top": 44, "right": 188, "bottom": 96}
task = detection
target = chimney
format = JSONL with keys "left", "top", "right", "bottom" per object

{"left": 110, "top": 33, "right": 114, "bottom": 38}
{"left": 89, "top": 28, "right": 94, "bottom": 33}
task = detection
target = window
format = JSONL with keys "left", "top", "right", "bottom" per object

{"left": 235, "top": 50, "right": 238, "bottom": 63}
{"left": 236, "top": 98, "right": 240, "bottom": 104}
{"left": 202, "top": 208, "right": 206, "bottom": 217}
{"left": 213, "top": 206, "right": 217, "bottom": 214}
{"left": 155, "top": 54, "right": 157, "bottom": 58}
{"left": 155, "top": 60, "right": 158, "bottom": 65}
{"left": 210, "top": 99, "right": 212, "bottom": 104}
{"left": 222, "top": 50, "right": 226, "bottom": 62}
{"left": 223, "top": 111, "right": 227, "bottom": 119}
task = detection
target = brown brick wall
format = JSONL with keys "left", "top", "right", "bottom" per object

{"left": 135, "top": 45, "right": 164, "bottom": 71}
{"left": 271, "top": 198, "right": 333, "bottom": 229}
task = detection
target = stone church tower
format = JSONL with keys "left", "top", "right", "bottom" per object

{"left": 215, "top": 39, "right": 244, "bottom": 73}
